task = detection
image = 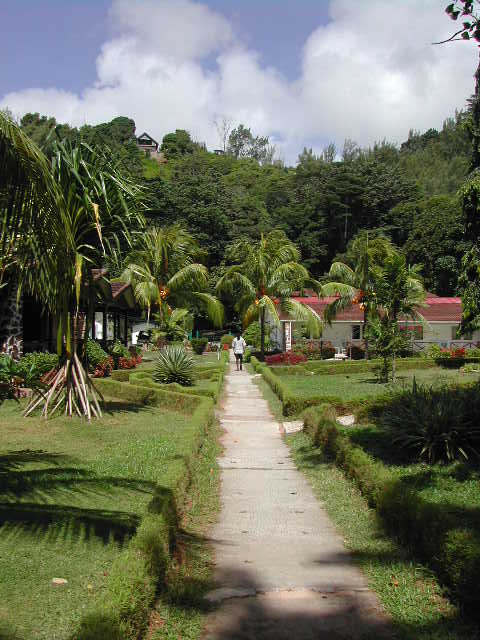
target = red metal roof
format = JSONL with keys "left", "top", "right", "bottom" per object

{"left": 281, "top": 296, "right": 463, "bottom": 323}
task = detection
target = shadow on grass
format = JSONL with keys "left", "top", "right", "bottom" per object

{"left": 0, "top": 450, "right": 158, "bottom": 545}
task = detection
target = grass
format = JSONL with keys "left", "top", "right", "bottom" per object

{"left": 279, "top": 367, "right": 479, "bottom": 403}
{"left": 287, "top": 431, "right": 480, "bottom": 640}
{"left": 0, "top": 398, "right": 209, "bottom": 640}
{"left": 147, "top": 422, "right": 221, "bottom": 640}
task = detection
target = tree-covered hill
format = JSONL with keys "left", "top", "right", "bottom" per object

{"left": 17, "top": 109, "right": 472, "bottom": 295}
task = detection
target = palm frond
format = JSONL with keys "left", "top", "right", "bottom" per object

{"left": 281, "top": 299, "right": 323, "bottom": 337}
{"left": 191, "top": 292, "right": 224, "bottom": 328}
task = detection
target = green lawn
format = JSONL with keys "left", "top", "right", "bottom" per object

{"left": 0, "top": 398, "right": 208, "bottom": 640}
{"left": 279, "top": 367, "right": 479, "bottom": 403}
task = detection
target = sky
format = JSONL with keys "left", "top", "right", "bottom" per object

{"left": 1, "top": 0, "right": 478, "bottom": 164}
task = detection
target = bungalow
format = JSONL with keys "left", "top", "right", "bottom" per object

{"left": 271, "top": 294, "right": 479, "bottom": 353}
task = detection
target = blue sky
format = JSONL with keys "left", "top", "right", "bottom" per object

{"left": 1, "top": 0, "right": 329, "bottom": 96}
{"left": 1, "top": 0, "right": 477, "bottom": 164}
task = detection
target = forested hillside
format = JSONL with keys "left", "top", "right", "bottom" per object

{"left": 18, "top": 109, "right": 471, "bottom": 295}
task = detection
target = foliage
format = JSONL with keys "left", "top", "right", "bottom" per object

{"left": 293, "top": 340, "right": 335, "bottom": 360}
{"left": 151, "top": 308, "right": 192, "bottom": 344}
{"left": 346, "top": 342, "right": 366, "bottom": 360}
{"left": 365, "top": 318, "right": 410, "bottom": 382}
{"left": 154, "top": 346, "right": 195, "bottom": 386}
{"left": 220, "top": 334, "right": 234, "bottom": 346}
{"left": 160, "top": 129, "right": 195, "bottom": 159}
{"left": 0, "top": 354, "right": 46, "bottom": 401}
{"left": 382, "top": 379, "right": 480, "bottom": 463}
{"left": 217, "top": 229, "right": 321, "bottom": 359}
{"left": 227, "top": 124, "right": 275, "bottom": 164}
{"left": 191, "top": 337, "right": 208, "bottom": 355}
{"left": 122, "top": 224, "right": 223, "bottom": 328}
{"left": 110, "top": 340, "right": 130, "bottom": 359}
{"left": 322, "top": 233, "right": 396, "bottom": 358}
{"left": 242, "top": 321, "right": 271, "bottom": 350}
{"left": 85, "top": 339, "right": 113, "bottom": 377}
{"left": 18, "top": 351, "right": 59, "bottom": 377}
{"left": 265, "top": 352, "right": 307, "bottom": 365}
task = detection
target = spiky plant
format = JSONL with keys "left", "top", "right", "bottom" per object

{"left": 153, "top": 345, "right": 195, "bottom": 386}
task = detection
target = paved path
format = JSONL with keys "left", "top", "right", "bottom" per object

{"left": 202, "top": 362, "right": 394, "bottom": 640}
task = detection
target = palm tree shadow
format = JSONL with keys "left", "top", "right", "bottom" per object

{"left": 0, "top": 449, "right": 159, "bottom": 546}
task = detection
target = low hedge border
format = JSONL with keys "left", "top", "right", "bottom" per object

{"left": 250, "top": 356, "right": 385, "bottom": 416}
{"left": 301, "top": 406, "right": 480, "bottom": 615}
{"left": 271, "top": 357, "right": 438, "bottom": 376}
{"left": 77, "top": 369, "right": 220, "bottom": 639}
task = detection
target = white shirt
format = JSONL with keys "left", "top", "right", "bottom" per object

{"left": 232, "top": 337, "right": 246, "bottom": 354}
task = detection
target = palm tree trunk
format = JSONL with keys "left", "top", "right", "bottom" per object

{"left": 260, "top": 307, "right": 266, "bottom": 361}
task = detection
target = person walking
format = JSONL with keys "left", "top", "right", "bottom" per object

{"left": 232, "top": 332, "right": 247, "bottom": 371}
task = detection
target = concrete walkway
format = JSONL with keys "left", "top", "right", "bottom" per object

{"left": 202, "top": 361, "right": 394, "bottom": 640}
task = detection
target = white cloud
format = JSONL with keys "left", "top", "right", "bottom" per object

{"left": 1, "top": 0, "right": 478, "bottom": 164}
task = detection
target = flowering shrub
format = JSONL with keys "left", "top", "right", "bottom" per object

{"left": 92, "top": 356, "right": 114, "bottom": 378}
{"left": 118, "top": 356, "right": 137, "bottom": 370}
{"left": 265, "top": 352, "right": 307, "bottom": 365}
{"left": 293, "top": 340, "right": 335, "bottom": 360}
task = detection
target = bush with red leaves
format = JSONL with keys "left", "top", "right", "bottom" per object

{"left": 265, "top": 352, "right": 307, "bottom": 365}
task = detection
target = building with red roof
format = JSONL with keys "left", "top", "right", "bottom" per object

{"left": 272, "top": 294, "right": 478, "bottom": 353}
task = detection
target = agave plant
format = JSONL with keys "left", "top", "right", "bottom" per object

{"left": 153, "top": 345, "right": 195, "bottom": 386}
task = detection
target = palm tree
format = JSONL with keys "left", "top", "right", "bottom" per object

{"left": 371, "top": 253, "right": 425, "bottom": 379}
{"left": 0, "top": 111, "right": 58, "bottom": 290}
{"left": 121, "top": 225, "right": 224, "bottom": 333}
{"left": 322, "top": 233, "right": 396, "bottom": 359}
{"left": 1, "top": 113, "right": 145, "bottom": 419}
{"left": 216, "top": 230, "right": 322, "bottom": 360}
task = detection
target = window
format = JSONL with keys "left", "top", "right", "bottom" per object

{"left": 351, "top": 325, "right": 361, "bottom": 340}
{"left": 94, "top": 311, "right": 103, "bottom": 340}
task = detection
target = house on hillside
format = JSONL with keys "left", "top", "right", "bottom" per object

{"left": 136, "top": 132, "right": 166, "bottom": 163}
{"left": 271, "top": 293, "right": 479, "bottom": 353}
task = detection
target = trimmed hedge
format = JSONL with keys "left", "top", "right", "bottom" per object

{"left": 251, "top": 356, "right": 381, "bottom": 416}
{"left": 302, "top": 406, "right": 480, "bottom": 615}
{"left": 76, "top": 380, "right": 217, "bottom": 639}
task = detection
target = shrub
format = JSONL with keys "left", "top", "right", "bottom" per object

{"left": 244, "top": 348, "right": 252, "bottom": 363}
{"left": 346, "top": 342, "right": 365, "bottom": 360}
{"left": 191, "top": 337, "right": 208, "bottom": 355}
{"left": 293, "top": 340, "right": 335, "bottom": 360}
{"left": 265, "top": 352, "right": 307, "bottom": 365}
{"left": 220, "top": 334, "right": 234, "bottom": 347}
{"left": 18, "top": 351, "right": 59, "bottom": 377}
{"left": 381, "top": 379, "right": 480, "bottom": 463}
{"left": 86, "top": 339, "right": 113, "bottom": 377}
{"left": 153, "top": 346, "right": 195, "bottom": 386}
{"left": 0, "top": 355, "right": 46, "bottom": 401}
{"left": 243, "top": 323, "right": 271, "bottom": 350}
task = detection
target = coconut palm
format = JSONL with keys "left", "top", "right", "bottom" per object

{"left": 216, "top": 229, "right": 322, "bottom": 360}
{"left": 370, "top": 253, "right": 426, "bottom": 380}
{"left": 1, "top": 113, "right": 145, "bottom": 418}
{"left": 122, "top": 225, "right": 224, "bottom": 332}
{"left": 322, "top": 233, "right": 396, "bottom": 359}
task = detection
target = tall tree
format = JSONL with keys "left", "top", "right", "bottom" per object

{"left": 322, "top": 233, "right": 396, "bottom": 359}
{"left": 371, "top": 253, "right": 425, "bottom": 379}
{"left": 122, "top": 224, "right": 223, "bottom": 328}
{"left": 1, "top": 114, "right": 146, "bottom": 418}
{"left": 216, "top": 230, "right": 322, "bottom": 359}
